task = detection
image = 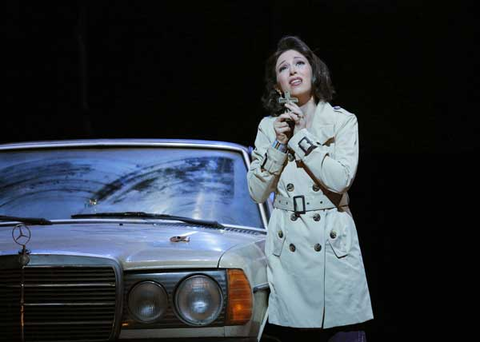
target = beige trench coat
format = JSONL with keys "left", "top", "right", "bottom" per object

{"left": 247, "top": 101, "right": 373, "bottom": 328}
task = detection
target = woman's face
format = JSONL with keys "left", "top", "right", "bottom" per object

{"left": 275, "top": 49, "right": 313, "bottom": 102}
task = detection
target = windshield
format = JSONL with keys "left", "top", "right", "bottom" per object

{"left": 0, "top": 146, "right": 263, "bottom": 228}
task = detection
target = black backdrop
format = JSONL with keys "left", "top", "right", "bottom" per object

{"left": 5, "top": 1, "right": 477, "bottom": 340}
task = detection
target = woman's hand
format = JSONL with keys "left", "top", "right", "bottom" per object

{"left": 274, "top": 102, "right": 307, "bottom": 144}
{"left": 284, "top": 102, "right": 307, "bottom": 135}
{"left": 273, "top": 113, "right": 293, "bottom": 144}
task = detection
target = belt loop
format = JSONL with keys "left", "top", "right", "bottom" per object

{"left": 293, "top": 195, "right": 306, "bottom": 214}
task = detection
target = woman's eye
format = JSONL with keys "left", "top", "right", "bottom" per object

{"left": 296, "top": 61, "right": 305, "bottom": 66}
{"left": 278, "top": 65, "right": 287, "bottom": 72}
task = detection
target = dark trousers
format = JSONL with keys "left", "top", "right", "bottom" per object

{"left": 261, "top": 323, "right": 367, "bottom": 342}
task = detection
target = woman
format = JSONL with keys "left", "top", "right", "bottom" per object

{"left": 248, "top": 36, "right": 373, "bottom": 341}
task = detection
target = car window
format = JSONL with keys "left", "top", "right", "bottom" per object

{"left": 0, "top": 147, "right": 263, "bottom": 228}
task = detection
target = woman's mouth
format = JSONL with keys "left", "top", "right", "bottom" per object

{"left": 289, "top": 77, "right": 302, "bottom": 87}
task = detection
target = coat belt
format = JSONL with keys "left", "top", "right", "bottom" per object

{"left": 273, "top": 193, "right": 349, "bottom": 213}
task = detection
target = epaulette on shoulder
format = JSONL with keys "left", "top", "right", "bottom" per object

{"left": 332, "top": 105, "right": 355, "bottom": 119}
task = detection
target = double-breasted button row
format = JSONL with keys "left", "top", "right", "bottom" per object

{"left": 285, "top": 183, "right": 321, "bottom": 192}
{"left": 330, "top": 230, "right": 337, "bottom": 239}
{"left": 291, "top": 213, "right": 321, "bottom": 221}
{"left": 286, "top": 241, "right": 322, "bottom": 252}
{"left": 289, "top": 243, "right": 321, "bottom": 252}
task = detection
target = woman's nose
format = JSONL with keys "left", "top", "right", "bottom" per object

{"left": 289, "top": 65, "right": 297, "bottom": 75}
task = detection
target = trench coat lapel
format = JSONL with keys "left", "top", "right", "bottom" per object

{"left": 310, "top": 101, "right": 336, "bottom": 145}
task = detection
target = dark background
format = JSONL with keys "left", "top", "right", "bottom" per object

{"left": 5, "top": 0, "right": 477, "bottom": 340}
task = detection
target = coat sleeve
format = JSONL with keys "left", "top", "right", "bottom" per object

{"left": 287, "top": 113, "right": 359, "bottom": 194}
{"left": 247, "top": 117, "right": 287, "bottom": 203}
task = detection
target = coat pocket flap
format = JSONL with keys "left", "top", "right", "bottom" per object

{"left": 272, "top": 231, "right": 286, "bottom": 257}
{"left": 327, "top": 212, "right": 353, "bottom": 258}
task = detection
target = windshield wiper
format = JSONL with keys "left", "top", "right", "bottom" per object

{"left": 71, "top": 212, "right": 225, "bottom": 229}
{"left": 0, "top": 215, "right": 52, "bottom": 225}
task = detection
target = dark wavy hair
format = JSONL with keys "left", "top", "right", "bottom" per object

{"left": 261, "top": 36, "right": 335, "bottom": 116}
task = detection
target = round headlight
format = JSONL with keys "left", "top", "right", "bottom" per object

{"left": 174, "top": 275, "right": 223, "bottom": 326}
{"left": 128, "top": 281, "right": 168, "bottom": 323}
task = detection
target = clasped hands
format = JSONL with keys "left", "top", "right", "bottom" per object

{"left": 273, "top": 101, "right": 306, "bottom": 145}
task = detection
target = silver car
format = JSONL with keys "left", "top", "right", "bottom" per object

{"left": 0, "top": 139, "right": 271, "bottom": 342}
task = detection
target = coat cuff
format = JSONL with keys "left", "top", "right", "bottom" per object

{"left": 261, "top": 146, "right": 287, "bottom": 175}
{"left": 288, "top": 128, "right": 320, "bottom": 160}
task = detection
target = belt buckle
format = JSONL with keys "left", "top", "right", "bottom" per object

{"left": 293, "top": 195, "right": 306, "bottom": 215}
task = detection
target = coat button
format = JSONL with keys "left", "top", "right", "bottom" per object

{"left": 314, "top": 243, "right": 322, "bottom": 252}
{"left": 288, "top": 153, "right": 295, "bottom": 162}
{"left": 313, "top": 213, "right": 321, "bottom": 221}
{"left": 312, "top": 184, "right": 320, "bottom": 192}
{"left": 289, "top": 243, "right": 296, "bottom": 252}
{"left": 286, "top": 183, "right": 295, "bottom": 192}
{"left": 290, "top": 213, "right": 298, "bottom": 221}
{"left": 278, "top": 230, "right": 284, "bottom": 238}
{"left": 330, "top": 230, "right": 337, "bottom": 239}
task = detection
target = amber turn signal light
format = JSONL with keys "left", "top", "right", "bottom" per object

{"left": 226, "top": 269, "right": 253, "bottom": 325}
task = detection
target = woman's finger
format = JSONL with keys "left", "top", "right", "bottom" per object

{"left": 276, "top": 126, "right": 291, "bottom": 133}
{"left": 284, "top": 102, "right": 302, "bottom": 114}
{"left": 278, "top": 113, "right": 293, "bottom": 121}
{"left": 274, "top": 121, "right": 289, "bottom": 129}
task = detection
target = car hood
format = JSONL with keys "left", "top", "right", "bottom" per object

{"left": 0, "top": 220, "right": 264, "bottom": 270}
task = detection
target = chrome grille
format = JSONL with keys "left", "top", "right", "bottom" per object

{"left": 0, "top": 257, "right": 118, "bottom": 342}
